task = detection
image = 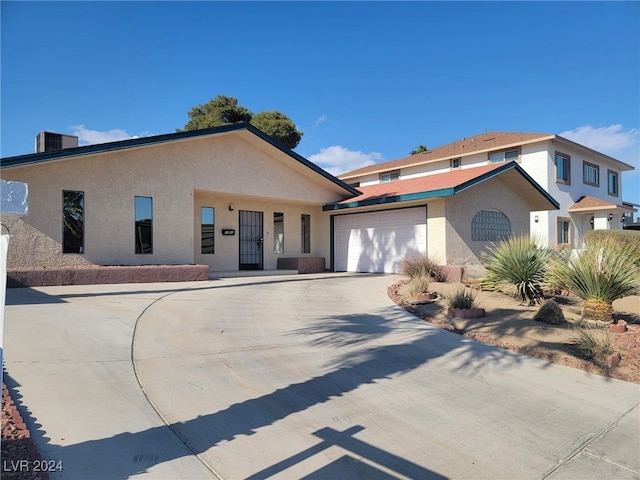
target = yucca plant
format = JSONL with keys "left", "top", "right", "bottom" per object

{"left": 549, "top": 237, "right": 640, "bottom": 324}
{"left": 481, "top": 235, "right": 554, "bottom": 305}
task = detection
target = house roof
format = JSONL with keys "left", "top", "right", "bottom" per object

{"left": 568, "top": 195, "right": 637, "bottom": 214}
{"left": 339, "top": 131, "right": 634, "bottom": 179}
{"left": 323, "top": 161, "right": 559, "bottom": 211}
{"left": 0, "top": 123, "right": 361, "bottom": 197}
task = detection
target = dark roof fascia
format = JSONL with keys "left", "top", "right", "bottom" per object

{"left": 1, "top": 123, "right": 251, "bottom": 168}
{"left": 323, "top": 187, "right": 456, "bottom": 211}
{"left": 1, "top": 123, "right": 360, "bottom": 197}
{"left": 323, "top": 161, "right": 560, "bottom": 212}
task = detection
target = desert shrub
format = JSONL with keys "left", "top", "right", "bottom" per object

{"left": 548, "top": 236, "right": 640, "bottom": 323}
{"left": 444, "top": 287, "right": 478, "bottom": 309}
{"left": 400, "top": 255, "right": 444, "bottom": 281}
{"left": 570, "top": 323, "right": 612, "bottom": 361}
{"left": 585, "top": 230, "right": 640, "bottom": 266}
{"left": 407, "top": 276, "right": 431, "bottom": 299}
{"left": 481, "top": 235, "right": 554, "bottom": 305}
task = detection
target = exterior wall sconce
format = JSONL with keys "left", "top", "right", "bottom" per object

{"left": 228, "top": 203, "right": 234, "bottom": 211}
{"left": 590, "top": 216, "right": 594, "bottom": 226}
{"left": 608, "top": 213, "right": 614, "bottom": 221}
{"left": 534, "top": 215, "right": 539, "bottom": 223}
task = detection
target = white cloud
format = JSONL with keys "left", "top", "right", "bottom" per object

{"left": 314, "top": 115, "right": 326, "bottom": 127}
{"left": 69, "top": 124, "right": 146, "bottom": 145}
{"left": 309, "top": 145, "right": 383, "bottom": 176}
{"left": 559, "top": 124, "right": 639, "bottom": 157}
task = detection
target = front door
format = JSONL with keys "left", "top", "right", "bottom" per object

{"left": 239, "top": 210, "right": 264, "bottom": 270}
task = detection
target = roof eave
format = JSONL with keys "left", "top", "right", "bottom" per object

{"left": 338, "top": 134, "right": 557, "bottom": 180}
{"left": 1, "top": 123, "right": 360, "bottom": 198}
{"left": 323, "top": 188, "right": 455, "bottom": 211}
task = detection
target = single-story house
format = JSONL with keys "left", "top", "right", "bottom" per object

{"left": 0, "top": 123, "right": 559, "bottom": 281}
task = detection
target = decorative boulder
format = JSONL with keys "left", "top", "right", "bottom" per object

{"left": 533, "top": 300, "right": 566, "bottom": 325}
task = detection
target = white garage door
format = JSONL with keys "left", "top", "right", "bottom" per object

{"left": 334, "top": 207, "right": 427, "bottom": 273}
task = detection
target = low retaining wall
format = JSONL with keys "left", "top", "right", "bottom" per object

{"left": 276, "top": 257, "right": 326, "bottom": 274}
{"left": 7, "top": 265, "right": 210, "bottom": 288}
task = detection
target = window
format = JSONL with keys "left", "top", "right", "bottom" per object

{"left": 274, "top": 212, "right": 284, "bottom": 254}
{"left": 450, "top": 157, "right": 461, "bottom": 169}
{"left": 471, "top": 210, "right": 511, "bottom": 241}
{"left": 489, "top": 149, "right": 519, "bottom": 164}
{"left": 201, "top": 207, "right": 215, "bottom": 254}
{"left": 555, "top": 152, "right": 571, "bottom": 184}
{"left": 583, "top": 162, "right": 599, "bottom": 186}
{"left": 301, "top": 214, "right": 311, "bottom": 253}
{"left": 380, "top": 171, "right": 399, "bottom": 183}
{"left": 557, "top": 218, "right": 571, "bottom": 247}
{"left": 135, "top": 196, "right": 153, "bottom": 254}
{"left": 62, "top": 190, "right": 84, "bottom": 254}
{"left": 608, "top": 170, "right": 619, "bottom": 196}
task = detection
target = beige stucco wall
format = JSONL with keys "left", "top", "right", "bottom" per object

{"left": 2, "top": 132, "right": 344, "bottom": 269}
{"left": 444, "top": 176, "right": 531, "bottom": 265}
{"left": 426, "top": 199, "right": 447, "bottom": 264}
{"left": 194, "top": 192, "right": 329, "bottom": 271}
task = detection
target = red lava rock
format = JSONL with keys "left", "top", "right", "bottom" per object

{"left": 609, "top": 321, "right": 628, "bottom": 333}
{"left": 607, "top": 352, "right": 622, "bottom": 368}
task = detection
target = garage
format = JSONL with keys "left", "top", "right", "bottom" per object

{"left": 333, "top": 206, "right": 427, "bottom": 273}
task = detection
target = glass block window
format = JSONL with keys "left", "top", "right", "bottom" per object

{"left": 471, "top": 210, "right": 511, "bottom": 241}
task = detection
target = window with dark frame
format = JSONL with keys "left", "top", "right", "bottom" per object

{"left": 583, "top": 161, "right": 600, "bottom": 186}
{"left": 380, "top": 171, "right": 399, "bottom": 183}
{"left": 301, "top": 214, "right": 311, "bottom": 254}
{"left": 608, "top": 170, "right": 619, "bottom": 196}
{"left": 274, "top": 212, "right": 284, "bottom": 254}
{"left": 450, "top": 157, "right": 461, "bottom": 169}
{"left": 135, "top": 196, "right": 153, "bottom": 254}
{"left": 557, "top": 218, "right": 571, "bottom": 247}
{"left": 201, "top": 207, "right": 215, "bottom": 254}
{"left": 62, "top": 190, "right": 85, "bottom": 254}
{"left": 555, "top": 152, "right": 571, "bottom": 184}
{"left": 489, "top": 149, "right": 519, "bottom": 164}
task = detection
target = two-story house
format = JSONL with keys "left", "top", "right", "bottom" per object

{"left": 337, "top": 131, "right": 635, "bottom": 267}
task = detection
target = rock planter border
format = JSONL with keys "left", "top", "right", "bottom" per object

{"left": 415, "top": 292, "right": 438, "bottom": 303}
{"left": 447, "top": 307, "right": 486, "bottom": 319}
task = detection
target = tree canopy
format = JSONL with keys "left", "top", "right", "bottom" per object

{"left": 410, "top": 145, "right": 429, "bottom": 155}
{"left": 180, "top": 95, "right": 303, "bottom": 149}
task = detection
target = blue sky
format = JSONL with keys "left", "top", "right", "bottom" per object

{"left": 2, "top": 1, "right": 639, "bottom": 205}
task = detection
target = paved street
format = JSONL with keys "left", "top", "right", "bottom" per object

{"left": 4, "top": 274, "right": 640, "bottom": 479}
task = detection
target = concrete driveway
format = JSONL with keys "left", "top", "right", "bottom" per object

{"left": 4, "top": 274, "right": 640, "bottom": 479}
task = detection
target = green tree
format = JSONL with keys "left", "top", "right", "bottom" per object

{"left": 181, "top": 95, "right": 253, "bottom": 131}
{"left": 180, "top": 95, "right": 303, "bottom": 149}
{"left": 410, "top": 145, "right": 429, "bottom": 155}
{"left": 250, "top": 111, "right": 303, "bottom": 149}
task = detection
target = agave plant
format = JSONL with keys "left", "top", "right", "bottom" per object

{"left": 549, "top": 237, "right": 640, "bottom": 324}
{"left": 481, "top": 235, "right": 554, "bottom": 305}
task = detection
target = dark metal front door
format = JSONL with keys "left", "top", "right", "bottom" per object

{"left": 239, "top": 210, "right": 263, "bottom": 270}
